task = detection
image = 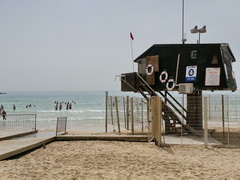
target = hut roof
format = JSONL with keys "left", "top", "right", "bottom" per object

{"left": 134, "top": 43, "right": 236, "bottom": 62}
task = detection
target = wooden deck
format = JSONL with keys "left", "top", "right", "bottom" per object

{"left": 0, "top": 132, "right": 149, "bottom": 161}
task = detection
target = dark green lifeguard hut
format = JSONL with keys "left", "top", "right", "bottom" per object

{"left": 121, "top": 43, "right": 237, "bottom": 133}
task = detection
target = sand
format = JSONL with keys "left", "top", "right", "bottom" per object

{"left": 0, "top": 141, "right": 240, "bottom": 180}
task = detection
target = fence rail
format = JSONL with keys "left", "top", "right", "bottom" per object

{"left": 0, "top": 114, "right": 37, "bottom": 132}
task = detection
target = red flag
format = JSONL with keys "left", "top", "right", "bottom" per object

{"left": 130, "top": 32, "right": 134, "bottom": 40}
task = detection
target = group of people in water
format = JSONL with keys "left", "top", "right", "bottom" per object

{"left": 25, "top": 104, "right": 35, "bottom": 108}
{"left": 1, "top": 101, "right": 77, "bottom": 120}
{"left": 1, "top": 104, "right": 37, "bottom": 120}
{"left": 54, "top": 101, "right": 76, "bottom": 111}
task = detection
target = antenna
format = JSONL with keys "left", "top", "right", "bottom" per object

{"left": 181, "top": 0, "right": 187, "bottom": 44}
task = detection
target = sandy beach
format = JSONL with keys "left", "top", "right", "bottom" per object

{"left": 0, "top": 140, "right": 240, "bottom": 180}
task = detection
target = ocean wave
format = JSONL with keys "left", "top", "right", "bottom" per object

{"left": 87, "top": 110, "right": 105, "bottom": 113}
{"left": 37, "top": 110, "right": 85, "bottom": 113}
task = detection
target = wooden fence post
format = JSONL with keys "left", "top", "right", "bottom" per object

{"left": 115, "top": 96, "right": 121, "bottom": 135}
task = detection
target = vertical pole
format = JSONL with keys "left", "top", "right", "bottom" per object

{"left": 126, "top": 96, "right": 129, "bottom": 130}
{"left": 222, "top": 95, "right": 225, "bottom": 139}
{"left": 123, "top": 97, "right": 126, "bottom": 129}
{"left": 147, "top": 98, "right": 151, "bottom": 142}
{"left": 34, "top": 114, "right": 37, "bottom": 131}
{"left": 115, "top": 96, "right": 121, "bottom": 135}
{"left": 141, "top": 99, "right": 144, "bottom": 133}
{"left": 175, "top": 54, "right": 181, "bottom": 84}
{"left": 235, "top": 95, "right": 237, "bottom": 122}
{"left": 110, "top": 96, "right": 114, "bottom": 126}
{"left": 181, "top": 94, "right": 184, "bottom": 144}
{"left": 56, "top": 118, "right": 59, "bottom": 136}
{"left": 208, "top": 95, "right": 211, "bottom": 123}
{"left": 131, "top": 97, "right": 134, "bottom": 135}
{"left": 181, "top": 0, "right": 185, "bottom": 44}
{"left": 198, "top": 32, "right": 201, "bottom": 44}
{"left": 130, "top": 35, "right": 134, "bottom": 72}
{"left": 204, "top": 97, "right": 208, "bottom": 148}
{"left": 136, "top": 98, "right": 139, "bottom": 124}
{"left": 105, "top": 91, "right": 108, "bottom": 133}
{"left": 227, "top": 96, "right": 230, "bottom": 146}
{"left": 65, "top": 117, "right": 67, "bottom": 134}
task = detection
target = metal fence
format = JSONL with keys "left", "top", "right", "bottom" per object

{"left": 56, "top": 117, "right": 67, "bottom": 135}
{"left": 160, "top": 94, "right": 240, "bottom": 147}
{"left": 206, "top": 94, "right": 240, "bottom": 147}
{"left": 0, "top": 114, "right": 37, "bottom": 132}
{"left": 105, "top": 95, "right": 149, "bottom": 135}
{"left": 106, "top": 93, "right": 240, "bottom": 147}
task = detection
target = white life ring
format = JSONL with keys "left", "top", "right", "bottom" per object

{"left": 146, "top": 64, "right": 154, "bottom": 75}
{"left": 166, "top": 78, "right": 176, "bottom": 91}
{"left": 159, "top": 71, "right": 168, "bottom": 83}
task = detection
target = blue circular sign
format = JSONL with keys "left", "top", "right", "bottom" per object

{"left": 188, "top": 69, "right": 194, "bottom": 76}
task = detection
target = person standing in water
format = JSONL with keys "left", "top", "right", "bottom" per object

{"left": 2, "top": 110, "right": 6, "bottom": 120}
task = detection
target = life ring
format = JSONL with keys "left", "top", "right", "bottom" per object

{"left": 166, "top": 78, "right": 176, "bottom": 91}
{"left": 159, "top": 71, "right": 168, "bottom": 83}
{"left": 146, "top": 64, "right": 154, "bottom": 75}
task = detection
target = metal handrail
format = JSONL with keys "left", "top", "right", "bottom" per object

{"left": 136, "top": 73, "right": 158, "bottom": 97}
{"left": 159, "top": 91, "right": 187, "bottom": 120}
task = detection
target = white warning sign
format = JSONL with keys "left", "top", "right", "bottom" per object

{"left": 205, "top": 68, "right": 221, "bottom": 86}
{"left": 185, "top": 66, "right": 197, "bottom": 82}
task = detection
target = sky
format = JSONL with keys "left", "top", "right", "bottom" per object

{"left": 0, "top": 0, "right": 240, "bottom": 91}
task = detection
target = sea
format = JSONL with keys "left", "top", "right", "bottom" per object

{"left": 1, "top": 90, "right": 240, "bottom": 133}
{"left": 0, "top": 91, "right": 140, "bottom": 133}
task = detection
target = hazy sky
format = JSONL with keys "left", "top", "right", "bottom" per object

{"left": 0, "top": 0, "right": 240, "bottom": 91}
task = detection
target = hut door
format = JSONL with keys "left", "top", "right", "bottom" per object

{"left": 146, "top": 55, "right": 159, "bottom": 85}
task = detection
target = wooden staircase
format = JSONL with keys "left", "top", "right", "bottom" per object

{"left": 122, "top": 72, "right": 200, "bottom": 135}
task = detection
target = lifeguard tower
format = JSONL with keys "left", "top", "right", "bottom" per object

{"left": 121, "top": 43, "right": 237, "bottom": 134}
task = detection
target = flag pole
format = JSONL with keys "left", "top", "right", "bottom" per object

{"left": 130, "top": 32, "right": 135, "bottom": 72}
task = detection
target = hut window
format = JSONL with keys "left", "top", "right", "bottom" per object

{"left": 191, "top": 50, "right": 198, "bottom": 59}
